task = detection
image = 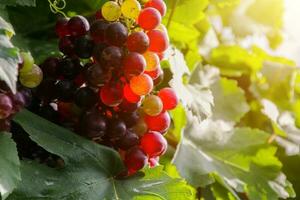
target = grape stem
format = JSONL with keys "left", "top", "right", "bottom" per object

{"left": 48, "top": 0, "right": 67, "bottom": 17}
{"left": 166, "top": 0, "right": 179, "bottom": 29}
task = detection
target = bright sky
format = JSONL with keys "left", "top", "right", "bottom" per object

{"left": 278, "top": 0, "right": 300, "bottom": 65}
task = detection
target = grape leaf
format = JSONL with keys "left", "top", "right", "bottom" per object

{"left": 208, "top": 45, "right": 263, "bottom": 76}
{"left": 211, "top": 77, "right": 249, "bottom": 122}
{"left": 167, "top": 48, "right": 214, "bottom": 122}
{"left": 173, "top": 127, "right": 294, "bottom": 200}
{"left": 261, "top": 99, "right": 300, "bottom": 156}
{"left": 9, "top": 110, "right": 196, "bottom": 200}
{"left": 0, "top": 34, "right": 19, "bottom": 93}
{"left": 0, "top": 132, "right": 21, "bottom": 200}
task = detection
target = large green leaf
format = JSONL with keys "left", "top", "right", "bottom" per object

{"left": 9, "top": 110, "right": 195, "bottom": 200}
{"left": 0, "top": 132, "right": 21, "bottom": 200}
{"left": 173, "top": 127, "right": 294, "bottom": 200}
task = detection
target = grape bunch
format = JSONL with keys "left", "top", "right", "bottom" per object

{"left": 34, "top": 0, "right": 178, "bottom": 175}
{"left": 0, "top": 52, "right": 41, "bottom": 132}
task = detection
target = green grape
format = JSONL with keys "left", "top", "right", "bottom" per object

{"left": 19, "top": 64, "right": 43, "bottom": 88}
{"left": 142, "top": 95, "right": 163, "bottom": 116}
{"left": 101, "top": 1, "right": 121, "bottom": 21}
{"left": 121, "top": 0, "right": 141, "bottom": 19}
{"left": 20, "top": 51, "right": 34, "bottom": 73}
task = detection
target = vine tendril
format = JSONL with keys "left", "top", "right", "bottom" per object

{"left": 48, "top": 0, "right": 67, "bottom": 17}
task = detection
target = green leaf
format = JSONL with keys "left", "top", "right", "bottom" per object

{"left": 9, "top": 110, "right": 196, "bottom": 200}
{"left": 173, "top": 127, "right": 292, "bottom": 199}
{"left": 167, "top": 49, "right": 214, "bottom": 122}
{"left": 0, "top": 132, "right": 21, "bottom": 200}
{"left": 0, "top": 0, "right": 36, "bottom": 7}
{"left": 211, "top": 77, "right": 249, "bottom": 122}
{"left": 209, "top": 45, "right": 263, "bottom": 76}
{"left": 0, "top": 34, "right": 19, "bottom": 93}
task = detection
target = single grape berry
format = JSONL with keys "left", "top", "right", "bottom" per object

{"left": 90, "top": 20, "right": 108, "bottom": 43}
{"left": 118, "top": 99, "right": 140, "bottom": 112}
{"left": 123, "top": 52, "right": 146, "bottom": 78}
{"left": 140, "top": 131, "right": 167, "bottom": 157}
{"left": 124, "top": 147, "right": 148, "bottom": 175}
{"left": 158, "top": 88, "right": 178, "bottom": 110}
{"left": 55, "top": 17, "right": 69, "bottom": 38}
{"left": 138, "top": 8, "right": 161, "bottom": 30}
{"left": 92, "top": 43, "right": 108, "bottom": 63}
{"left": 143, "top": 51, "right": 160, "bottom": 71}
{"left": 144, "top": 111, "right": 170, "bottom": 133}
{"left": 121, "top": 0, "right": 141, "bottom": 19}
{"left": 101, "top": 46, "right": 123, "bottom": 68}
{"left": 126, "top": 32, "right": 149, "bottom": 54}
{"left": 80, "top": 110, "right": 107, "bottom": 138}
{"left": 108, "top": 119, "right": 127, "bottom": 140}
{"left": 36, "top": 78, "right": 58, "bottom": 101}
{"left": 74, "top": 35, "right": 94, "bottom": 58}
{"left": 75, "top": 87, "right": 98, "bottom": 109}
{"left": 19, "top": 64, "right": 43, "bottom": 88}
{"left": 41, "top": 57, "right": 59, "bottom": 78}
{"left": 123, "top": 84, "right": 141, "bottom": 103}
{"left": 144, "top": 0, "right": 167, "bottom": 16}
{"left": 132, "top": 118, "right": 148, "bottom": 136}
{"left": 59, "top": 36, "right": 75, "bottom": 55}
{"left": 142, "top": 95, "right": 163, "bottom": 116}
{"left": 116, "top": 130, "right": 139, "bottom": 150}
{"left": 144, "top": 66, "right": 160, "bottom": 80}
{"left": 100, "top": 82, "right": 123, "bottom": 107}
{"left": 119, "top": 111, "right": 139, "bottom": 127}
{"left": 85, "top": 63, "right": 111, "bottom": 87}
{"left": 130, "top": 74, "right": 153, "bottom": 96}
{"left": 55, "top": 80, "right": 76, "bottom": 102}
{"left": 147, "top": 29, "right": 169, "bottom": 53}
{"left": 67, "top": 15, "right": 90, "bottom": 37}
{"left": 101, "top": 1, "right": 121, "bottom": 21}
{"left": 0, "top": 94, "right": 13, "bottom": 119}
{"left": 105, "top": 22, "right": 128, "bottom": 46}
{"left": 57, "top": 57, "right": 82, "bottom": 79}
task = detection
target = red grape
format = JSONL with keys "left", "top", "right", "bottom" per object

{"left": 123, "top": 84, "right": 141, "bottom": 103}
{"left": 123, "top": 52, "right": 146, "bottom": 78}
{"left": 138, "top": 8, "right": 161, "bottom": 30}
{"left": 0, "top": 94, "right": 13, "bottom": 119}
{"left": 145, "top": 0, "right": 167, "bottom": 16}
{"left": 144, "top": 66, "right": 160, "bottom": 80}
{"left": 67, "top": 15, "right": 90, "bottom": 37}
{"left": 105, "top": 22, "right": 128, "bottom": 46}
{"left": 158, "top": 88, "right": 178, "bottom": 110}
{"left": 124, "top": 147, "right": 148, "bottom": 175}
{"left": 55, "top": 17, "right": 69, "bottom": 38}
{"left": 147, "top": 29, "right": 169, "bottom": 53}
{"left": 130, "top": 74, "right": 153, "bottom": 96}
{"left": 90, "top": 20, "right": 108, "bottom": 43}
{"left": 126, "top": 32, "right": 149, "bottom": 53}
{"left": 144, "top": 111, "right": 170, "bottom": 133}
{"left": 140, "top": 131, "right": 167, "bottom": 157}
{"left": 100, "top": 82, "right": 123, "bottom": 107}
